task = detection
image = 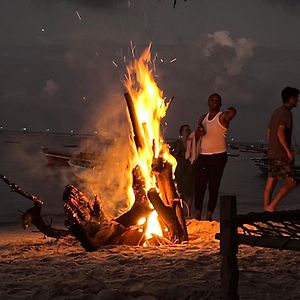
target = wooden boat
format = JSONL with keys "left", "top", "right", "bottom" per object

{"left": 41, "top": 147, "right": 101, "bottom": 169}
{"left": 41, "top": 147, "right": 71, "bottom": 167}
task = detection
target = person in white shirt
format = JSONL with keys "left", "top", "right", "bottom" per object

{"left": 194, "top": 93, "right": 236, "bottom": 221}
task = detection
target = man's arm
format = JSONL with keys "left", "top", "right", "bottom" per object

{"left": 223, "top": 106, "right": 237, "bottom": 122}
{"left": 277, "top": 125, "right": 294, "bottom": 160}
{"left": 220, "top": 106, "right": 237, "bottom": 128}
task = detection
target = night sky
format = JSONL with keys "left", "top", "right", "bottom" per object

{"left": 1, "top": 0, "right": 300, "bottom": 142}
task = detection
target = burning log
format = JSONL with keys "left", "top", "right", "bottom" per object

{"left": 63, "top": 185, "right": 125, "bottom": 250}
{"left": 114, "top": 165, "right": 153, "bottom": 227}
{"left": 124, "top": 58, "right": 188, "bottom": 243}
{"left": 63, "top": 175, "right": 148, "bottom": 250}
{"left": 124, "top": 92, "right": 145, "bottom": 151}
{"left": 151, "top": 159, "right": 188, "bottom": 242}
{"left": 147, "top": 188, "right": 183, "bottom": 243}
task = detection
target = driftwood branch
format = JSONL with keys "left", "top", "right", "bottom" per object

{"left": 0, "top": 174, "right": 69, "bottom": 238}
{"left": 0, "top": 174, "right": 44, "bottom": 205}
{"left": 22, "top": 203, "right": 69, "bottom": 239}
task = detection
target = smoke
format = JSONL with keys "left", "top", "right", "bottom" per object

{"left": 202, "top": 31, "right": 257, "bottom": 93}
{"left": 72, "top": 91, "right": 135, "bottom": 217}
{"left": 203, "top": 31, "right": 257, "bottom": 76}
{"left": 42, "top": 79, "right": 60, "bottom": 97}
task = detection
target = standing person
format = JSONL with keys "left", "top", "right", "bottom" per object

{"left": 264, "top": 86, "right": 299, "bottom": 212}
{"left": 194, "top": 93, "right": 237, "bottom": 221}
{"left": 170, "top": 124, "right": 194, "bottom": 217}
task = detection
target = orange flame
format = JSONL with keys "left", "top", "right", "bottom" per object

{"left": 124, "top": 45, "right": 177, "bottom": 239}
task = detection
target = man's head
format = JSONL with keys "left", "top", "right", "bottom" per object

{"left": 281, "top": 86, "right": 299, "bottom": 108}
{"left": 207, "top": 93, "right": 222, "bottom": 111}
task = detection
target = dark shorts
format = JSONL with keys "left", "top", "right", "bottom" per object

{"left": 268, "top": 158, "right": 295, "bottom": 179}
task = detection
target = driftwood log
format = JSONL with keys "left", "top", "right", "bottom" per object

{"left": 63, "top": 166, "right": 152, "bottom": 251}
{"left": 0, "top": 174, "right": 69, "bottom": 239}
{"left": 22, "top": 203, "right": 69, "bottom": 239}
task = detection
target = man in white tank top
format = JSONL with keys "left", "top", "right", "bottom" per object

{"left": 194, "top": 93, "right": 236, "bottom": 221}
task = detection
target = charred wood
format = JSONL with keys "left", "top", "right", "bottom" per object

{"left": 147, "top": 188, "right": 184, "bottom": 243}
{"left": 22, "top": 203, "right": 69, "bottom": 239}
{"left": 152, "top": 161, "right": 188, "bottom": 241}
{"left": 0, "top": 174, "right": 68, "bottom": 238}
{"left": 115, "top": 165, "right": 152, "bottom": 227}
{"left": 63, "top": 184, "right": 146, "bottom": 250}
{"left": 0, "top": 174, "right": 44, "bottom": 205}
{"left": 124, "top": 92, "right": 145, "bottom": 151}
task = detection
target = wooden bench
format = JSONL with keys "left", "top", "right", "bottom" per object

{"left": 215, "top": 195, "right": 300, "bottom": 300}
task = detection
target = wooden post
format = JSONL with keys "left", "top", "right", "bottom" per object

{"left": 220, "top": 195, "right": 239, "bottom": 300}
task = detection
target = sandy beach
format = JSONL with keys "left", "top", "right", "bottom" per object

{"left": 0, "top": 219, "right": 299, "bottom": 300}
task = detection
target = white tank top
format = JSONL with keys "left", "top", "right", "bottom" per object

{"left": 201, "top": 112, "right": 228, "bottom": 154}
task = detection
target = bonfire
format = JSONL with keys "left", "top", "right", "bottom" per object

{"left": 0, "top": 45, "right": 188, "bottom": 251}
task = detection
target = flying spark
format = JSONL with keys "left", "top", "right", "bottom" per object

{"left": 130, "top": 41, "right": 135, "bottom": 58}
{"left": 76, "top": 11, "right": 82, "bottom": 20}
{"left": 112, "top": 61, "right": 118, "bottom": 67}
{"left": 170, "top": 58, "right": 177, "bottom": 63}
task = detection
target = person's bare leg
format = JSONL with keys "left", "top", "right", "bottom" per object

{"left": 263, "top": 177, "right": 277, "bottom": 210}
{"left": 266, "top": 177, "right": 297, "bottom": 211}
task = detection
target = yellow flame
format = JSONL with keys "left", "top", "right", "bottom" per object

{"left": 145, "top": 210, "right": 163, "bottom": 239}
{"left": 124, "top": 45, "right": 177, "bottom": 239}
{"left": 125, "top": 45, "right": 177, "bottom": 191}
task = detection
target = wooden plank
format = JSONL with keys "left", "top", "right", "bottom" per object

{"left": 237, "top": 235, "right": 300, "bottom": 251}
{"left": 220, "top": 195, "right": 239, "bottom": 300}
